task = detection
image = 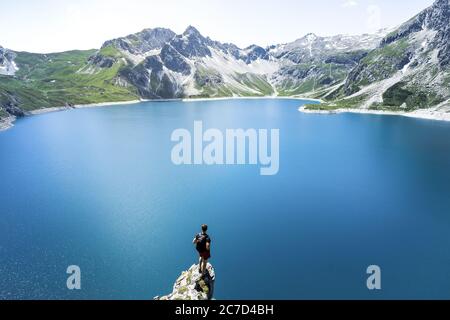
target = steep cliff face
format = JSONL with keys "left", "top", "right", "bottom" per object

{"left": 155, "top": 264, "right": 216, "bottom": 301}
{"left": 381, "top": 0, "right": 450, "bottom": 66}
{"left": 337, "top": 0, "right": 450, "bottom": 111}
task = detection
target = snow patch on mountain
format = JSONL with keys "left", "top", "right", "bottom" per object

{"left": 271, "top": 30, "right": 386, "bottom": 64}
{"left": 0, "top": 46, "right": 18, "bottom": 76}
{"left": 202, "top": 48, "right": 280, "bottom": 76}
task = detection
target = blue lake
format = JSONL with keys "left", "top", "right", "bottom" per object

{"left": 1, "top": 98, "right": 450, "bottom": 299}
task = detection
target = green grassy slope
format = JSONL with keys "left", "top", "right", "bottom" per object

{"left": 191, "top": 65, "right": 275, "bottom": 98}
{"left": 0, "top": 49, "right": 138, "bottom": 117}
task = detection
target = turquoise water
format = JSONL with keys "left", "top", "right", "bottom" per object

{"left": 1, "top": 99, "right": 450, "bottom": 300}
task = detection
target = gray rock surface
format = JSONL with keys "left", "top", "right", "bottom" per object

{"left": 155, "top": 264, "right": 216, "bottom": 301}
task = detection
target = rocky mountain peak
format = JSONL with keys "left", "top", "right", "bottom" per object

{"left": 100, "top": 27, "right": 176, "bottom": 57}
{"left": 380, "top": 0, "right": 450, "bottom": 67}
{"left": 272, "top": 31, "right": 384, "bottom": 65}
{"left": 139, "top": 27, "right": 176, "bottom": 44}
{"left": 305, "top": 33, "right": 318, "bottom": 42}
{"left": 183, "top": 25, "right": 203, "bottom": 37}
{"left": 434, "top": 0, "right": 450, "bottom": 9}
{"left": 244, "top": 45, "right": 269, "bottom": 63}
{"left": 383, "top": 0, "right": 449, "bottom": 43}
{"left": 425, "top": 0, "right": 450, "bottom": 32}
{"left": 171, "top": 26, "right": 212, "bottom": 58}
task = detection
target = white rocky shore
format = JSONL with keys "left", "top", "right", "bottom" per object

{"left": 29, "top": 100, "right": 143, "bottom": 115}
{"left": 154, "top": 264, "right": 216, "bottom": 301}
{"left": 0, "top": 115, "right": 16, "bottom": 131}
{"left": 299, "top": 106, "right": 450, "bottom": 122}
{"left": 0, "top": 100, "right": 142, "bottom": 131}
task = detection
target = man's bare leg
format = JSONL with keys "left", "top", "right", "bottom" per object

{"left": 201, "top": 259, "right": 207, "bottom": 275}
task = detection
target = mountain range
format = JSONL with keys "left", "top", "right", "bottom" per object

{"left": 1, "top": 0, "right": 449, "bottom": 124}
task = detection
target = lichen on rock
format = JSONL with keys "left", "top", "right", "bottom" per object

{"left": 155, "top": 264, "right": 215, "bottom": 301}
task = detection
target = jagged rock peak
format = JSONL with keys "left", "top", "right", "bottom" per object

{"left": 305, "top": 33, "right": 318, "bottom": 41}
{"left": 141, "top": 27, "right": 176, "bottom": 38}
{"left": 383, "top": 0, "right": 449, "bottom": 44}
{"left": 380, "top": 0, "right": 450, "bottom": 66}
{"left": 183, "top": 25, "right": 203, "bottom": 37}
{"left": 171, "top": 26, "right": 212, "bottom": 58}
{"left": 100, "top": 27, "right": 176, "bottom": 55}
{"left": 244, "top": 45, "right": 269, "bottom": 62}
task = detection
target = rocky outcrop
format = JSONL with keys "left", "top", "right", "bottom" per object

{"left": 0, "top": 114, "right": 16, "bottom": 131}
{"left": 0, "top": 92, "right": 25, "bottom": 117}
{"left": 194, "top": 71, "right": 224, "bottom": 87}
{"left": 120, "top": 55, "right": 181, "bottom": 99}
{"left": 87, "top": 54, "right": 116, "bottom": 68}
{"left": 155, "top": 264, "right": 216, "bottom": 301}
{"left": 160, "top": 44, "right": 192, "bottom": 75}
{"left": 0, "top": 46, "right": 18, "bottom": 76}
{"left": 382, "top": 0, "right": 450, "bottom": 60}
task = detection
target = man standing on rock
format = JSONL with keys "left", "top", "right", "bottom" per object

{"left": 193, "top": 224, "right": 212, "bottom": 274}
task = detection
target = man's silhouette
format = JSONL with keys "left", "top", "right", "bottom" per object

{"left": 193, "top": 224, "right": 211, "bottom": 274}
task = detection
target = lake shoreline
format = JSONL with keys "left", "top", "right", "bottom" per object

{"left": 299, "top": 106, "right": 450, "bottom": 122}
{"left": 181, "top": 96, "right": 324, "bottom": 103}
{"left": 0, "top": 96, "right": 320, "bottom": 132}
{"left": 4, "top": 96, "right": 449, "bottom": 132}
{"left": 0, "top": 100, "right": 144, "bottom": 131}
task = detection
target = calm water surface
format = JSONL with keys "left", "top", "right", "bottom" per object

{"left": 1, "top": 99, "right": 450, "bottom": 299}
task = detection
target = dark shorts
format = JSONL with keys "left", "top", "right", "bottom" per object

{"left": 199, "top": 251, "right": 211, "bottom": 260}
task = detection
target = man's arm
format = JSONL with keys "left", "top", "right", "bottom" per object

{"left": 206, "top": 241, "right": 211, "bottom": 251}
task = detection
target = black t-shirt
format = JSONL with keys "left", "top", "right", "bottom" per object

{"left": 195, "top": 233, "right": 211, "bottom": 252}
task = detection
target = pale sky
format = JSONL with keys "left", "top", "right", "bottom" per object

{"left": 1, "top": 0, "right": 435, "bottom": 53}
